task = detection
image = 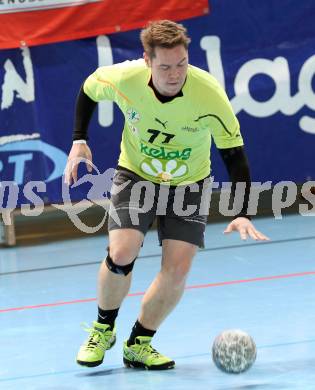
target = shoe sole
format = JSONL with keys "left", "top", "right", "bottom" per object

{"left": 77, "top": 358, "right": 104, "bottom": 367}
{"left": 76, "top": 337, "right": 116, "bottom": 367}
{"left": 123, "top": 357, "right": 175, "bottom": 370}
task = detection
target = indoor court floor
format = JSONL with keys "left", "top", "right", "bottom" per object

{"left": 1, "top": 213, "right": 315, "bottom": 390}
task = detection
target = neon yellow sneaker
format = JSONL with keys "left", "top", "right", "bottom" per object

{"left": 76, "top": 321, "right": 116, "bottom": 367}
{"left": 123, "top": 336, "right": 175, "bottom": 370}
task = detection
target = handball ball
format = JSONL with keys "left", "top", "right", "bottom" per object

{"left": 212, "top": 329, "right": 256, "bottom": 374}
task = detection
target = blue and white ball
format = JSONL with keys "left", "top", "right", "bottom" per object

{"left": 212, "top": 329, "right": 257, "bottom": 374}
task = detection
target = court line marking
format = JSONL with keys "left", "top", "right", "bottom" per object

{"left": 1, "top": 235, "right": 315, "bottom": 276}
{"left": 1, "top": 270, "right": 315, "bottom": 313}
{"left": 1, "top": 338, "right": 315, "bottom": 383}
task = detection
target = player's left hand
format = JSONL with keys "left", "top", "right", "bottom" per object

{"left": 224, "top": 217, "right": 270, "bottom": 241}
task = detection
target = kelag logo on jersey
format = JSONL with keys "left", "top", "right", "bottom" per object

{"left": 140, "top": 143, "right": 192, "bottom": 160}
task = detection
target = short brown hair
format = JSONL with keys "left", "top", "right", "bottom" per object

{"left": 140, "top": 20, "right": 191, "bottom": 58}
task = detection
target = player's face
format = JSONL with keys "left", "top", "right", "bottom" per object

{"left": 145, "top": 45, "right": 188, "bottom": 97}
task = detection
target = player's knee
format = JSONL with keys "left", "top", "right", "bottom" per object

{"left": 105, "top": 253, "right": 136, "bottom": 276}
{"left": 163, "top": 261, "right": 191, "bottom": 286}
{"left": 109, "top": 246, "right": 137, "bottom": 266}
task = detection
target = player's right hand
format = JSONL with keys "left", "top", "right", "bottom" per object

{"left": 64, "top": 143, "right": 93, "bottom": 185}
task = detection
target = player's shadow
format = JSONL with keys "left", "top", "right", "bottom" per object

{"left": 76, "top": 367, "right": 134, "bottom": 377}
{"left": 218, "top": 385, "right": 284, "bottom": 390}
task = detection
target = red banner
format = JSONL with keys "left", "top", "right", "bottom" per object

{"left": 0, "top": 0, "right": 209, "bottom": 50}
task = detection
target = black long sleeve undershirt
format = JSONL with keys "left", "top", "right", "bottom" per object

{"left": 218, "top": 146, "right": 251, "bottom": 219}
{"left": 72, "top": 85, "right": 97, "bottom": 141}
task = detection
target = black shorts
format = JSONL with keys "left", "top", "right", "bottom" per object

{"left": 108, "top": 166, "right": 209, "bottom": 248}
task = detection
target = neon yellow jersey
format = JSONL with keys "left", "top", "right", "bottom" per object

{"left": 84, "top": 59, "right": 243, "bottom": 185}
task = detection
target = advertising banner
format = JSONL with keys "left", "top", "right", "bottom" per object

{"left": 0, "top": 0, "right": 314, "bottom": 209}
{"left": 0, "top": 0, "right": 209, "bottom": 49}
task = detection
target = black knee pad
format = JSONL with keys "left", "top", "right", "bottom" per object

{"left": 105, "top": 254, "right": 136, "bottom": 276}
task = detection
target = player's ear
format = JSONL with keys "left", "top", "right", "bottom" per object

{"left": 143, "top": 52, "right": 151, "bottom": 67}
